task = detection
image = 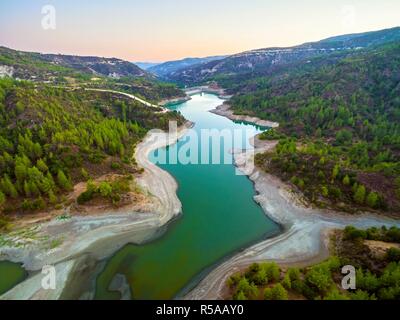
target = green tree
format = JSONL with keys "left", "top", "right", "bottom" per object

{"left": 262, "top": 262, "right": 281, "bottom": 282}
{"left": 366, "top": 192, "right": 379, "bottom": 208}
{"left": 0, "top": 191, "right": 5, "bottom": 206}
{"left": 354, "top": 185, "right": 366, "bottom": 205}
{"left": 324, "top": 289, "right": 349, "bottom": 300}
{"left": 282, "top": 273, "right": 292, "bottom": 289}
{"left": 57, "top": 170, "right": 72, "bottom": 190}
{"left": 98, "top": 182, "right": 113, "bottom": 198}
{"left": 321, "top": 186, "right": 329, "bottom": 197}
{"left": 343, "top": 175, "right": 351, "bottom": 186}
{"left": 1, "top": 175, "right": 18, "bottom": 198}
{"left": 234, "top": 291, "right": 248, "bottom": 301}
{"left": 36, "top": 159, "right": 49, "bottom": 173}
{"left": 264, "top": 284, "right": 288, "bottom": 300}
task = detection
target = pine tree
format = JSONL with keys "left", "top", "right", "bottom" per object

{"left": 2, "top": 175, "right": 18, "bottom": 198}
{"left": 343, "top": 175, "right": 351, "bottom": 186}
{"left": 0, "top": 191, "right": 5, "bottom": 206}
{"left": 57, "top": 170, "right": 71, "bottom": 190}
{"left": 36, "top": 159, "right": 49, "bottom": 173}
{"left": 354, "top": 185, "right": 366, "bottom": 205}
{"left": 366, "top": 192, "right": 379, "bottom": 208}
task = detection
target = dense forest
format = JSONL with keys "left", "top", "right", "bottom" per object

{"left": 0, "top": 78, "right": 184, "bottom": 220}
{"left": 232, "top": 42, "right": 400, "bottom": 214}
{"left": 227, "top": 226, "right": 400, "bottom": 300}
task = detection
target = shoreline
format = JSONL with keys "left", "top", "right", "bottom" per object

{"left": 0, "top": 122, "right": 192, "bottom": 300}
{"left": 211, "top": 103, "right": 279, "bottom": 129}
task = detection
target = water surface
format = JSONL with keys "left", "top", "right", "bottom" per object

{"left": 0, "top": 261, "right": 27, "bottom": 296}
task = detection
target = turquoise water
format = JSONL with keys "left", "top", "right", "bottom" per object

{"left": 0, "top": 261, "right": 27, "bottom": 296}
{"left": 95, "top": 93, "right": 280, "bottom": 300}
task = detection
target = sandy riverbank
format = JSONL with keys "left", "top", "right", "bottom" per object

{"left": 211, "top": 103, "right": 279, "bottom": 129}
{"left": 0, "top": 123, "right": 192, "bottom": 300}
{"left": 185, "top": 130, "right": 400, "bottom": 299}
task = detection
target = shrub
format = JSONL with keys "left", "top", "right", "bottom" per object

{"left": 386, "top": 248, "right": 400, "bottom": 263}
{"left": 350, "top": 290, "right": 376, "bottom": 301}
{"left": 344, "top": 226, "right": 367, "bottom": 241}
{"left": 261, "top": 262, "right": 281, "bottom": 282}
{"left": 264, "top": 284, "right": 288, "bottom": 300}
{"left": 324, "top": 289, "right": 349, "bottom": 300}
{"left": 305, "top": 266, "right": 332, "bottom": 294}
{"left": 366, "top": 192, "right": 379, "bottom": 209}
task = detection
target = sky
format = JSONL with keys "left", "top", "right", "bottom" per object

{"left": 0, "top": 0, "right": 399, "bottom": 62}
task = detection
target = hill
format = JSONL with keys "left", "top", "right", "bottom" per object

{"left": 148, "top": 55, "right": 227, "bottom": 78}
{"left": 237, "top": 42, "right": 400, "bottom": 214}
{"left": 0, "top": 46, "right": 185, "bottom": 103}
{"left": 165, "top": 27, "right": 400, "bottom": 86}
{"left": 0, "top": 78, "right": 184, "bottom": 220}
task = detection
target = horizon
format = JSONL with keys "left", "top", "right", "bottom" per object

{"left": 2, "top": 24, "right": 400, "bottom": 65}
{"left": 1, "top": 0, "right": 400, "bottom": 62}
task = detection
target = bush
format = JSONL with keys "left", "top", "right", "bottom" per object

{"left": 264, "top": 283, "right": 288, "bottom": 300}
{"left": 350, "top": 290, "right": 376, "bottom": 301}
{"left": 287, "top": 267, "right": 301, "bottom": 281}
{"left": 77, "top": 190, "right": 94, "bottom": 204}
{"left": 386, "top": 248, "right": 400, "bottom": 262}
{"left": 344, "top": 226, "right": 367, "bottom": 241}
{"left": 324, "top": 289, "right": 349, "bottom": 300}
{"left": 261, "top": 262, "right": 281, "bottom": 282}
{"left": 305, "top": 266, "right": 332, "bottom": 294}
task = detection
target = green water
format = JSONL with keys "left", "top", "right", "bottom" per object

{"left": 0, "top": 261, "right": 27, "bottom": 296}
{"left": 95, "top": 93, "right": 280, "bottom": 300}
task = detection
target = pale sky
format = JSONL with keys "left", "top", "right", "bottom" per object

{"left": 0, "top": 0, "right": 399, "bottom": 62}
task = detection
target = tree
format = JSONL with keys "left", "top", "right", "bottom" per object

{"left": 366, "top": 192, "right": 379, "bottom": 208}
{"left": 321, "top": 186, "right": 329, "bottom": 198}
{"left": 99, "top": 182, "right": 113, "bottom": 198}
{"left": 332, "top": 164, "right": 340, "bottom": 181}
{"left": 236, "top": 277, "right": 258, "bottom": 299}
{"left": 36, "top": 159, "right": 49, "bottom": 173}
{"left": 305, "top": 266, "right": 332, "bottom": 293}
{"left": 324, "top": 289, "right": 349, "bottom": 300}
{"left": 253, "top": 268, "right": 268, "bottom": 286}
{"left": 57, "top": 170, "right": 72, "bottom": 190}
{"left": 234, "top": 291, "right": 247, "bottom": 301}
{"left": 354, "top": 185, "right": 366, "bottom": 205}
{"left": 351, "top": 290, "right": 376, "bottom": 301}
{"left": 282, "top": 273, "right": 292, "bottom": 289}
{"left": 1, "top": 175, "right": 18, "bottom": 198}
{"left": 262, "top": 262, "right": 281, "bottom": 282}
{"left": 343, "top": 175, "right": 351, "bottom": 186}
{"left": 0, "top": 191, "right": 5, "bottom": 206}
{"left": 264, "top": 284, "right": 288, "bottom": 300}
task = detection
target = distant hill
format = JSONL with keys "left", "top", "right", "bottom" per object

{"left": 0, "top": 46, "right": 185, "bottom": 103}
{"left": 135, "top": 62, "right": 161, "bottom": 70}
{"left": 165, "top": 26, "right": 400, "bottom": 86}
{"left": 0, "top": 46, "right": 148, "bottom": 81}
{"left": 148, "top": 55, "right": 227, "bottom": 78}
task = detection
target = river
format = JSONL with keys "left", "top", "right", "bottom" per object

{"left": 94, "top": 93, "right": 280, "bottom": 300}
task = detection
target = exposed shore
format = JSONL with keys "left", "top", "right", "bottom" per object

{"left": 184, "top": 115, "right": 399, "bottom": 300}
{"left": 211, "top": 103, "right": 279, "bottom": 129}
{"left": 0, "top": 123, "right": 192, "bottom": 300}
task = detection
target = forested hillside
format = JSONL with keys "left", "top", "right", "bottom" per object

{"left": 0, "top": 46, "right": 185, "bottom": 103}
{"left": 0, "top": 78, "right": 184, "bottom": 218}
{"left": 238, "top": 43, "right": 400, "bottom": 214}
{"left": 165, "top": 27, "right": 400, "bottom": 86}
